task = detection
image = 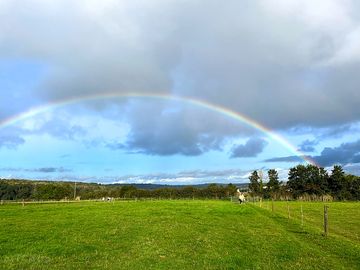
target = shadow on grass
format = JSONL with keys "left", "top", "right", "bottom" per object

{"left": 287, "top": 229, "right": 310, "bottom": 235}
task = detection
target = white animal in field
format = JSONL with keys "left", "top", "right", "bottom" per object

{"left": 102, "top": 197, "right": 113, "bottom": 202}
{"left": 236, "top": 189, "right": 245, "bottom": 204}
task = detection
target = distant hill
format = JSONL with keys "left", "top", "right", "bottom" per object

{"left": 1, "top": 178, "right": 249, "bottom": 190}
{"left": 109, "top": 183, "right": 249, "bottom": 190}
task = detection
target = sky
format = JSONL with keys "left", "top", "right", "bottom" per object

{"left": 0, "top": 0, "right": 360, "bottom": 184}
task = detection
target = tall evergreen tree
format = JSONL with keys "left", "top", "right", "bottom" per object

{"left": 258, "top": 170, "right": 264, "bottom": 195}
{"left": 267, "top": 169, "right": 280, "bottom": 197}
{"left": 249, "top": 170, "right": 260, "bottom": 196}
{"left": 329, "top": 165, "right": 345, "bottom": 198}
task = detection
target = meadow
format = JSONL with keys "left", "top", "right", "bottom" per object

{"left": 0, "top": 200, "right": 359, "bottom": 269}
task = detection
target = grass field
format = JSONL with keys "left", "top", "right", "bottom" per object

{"left": 0, "top": 200, "right": 359, "bottom": 269}
{"left": 259, "top": 200, "right": 360, "bottom": 243}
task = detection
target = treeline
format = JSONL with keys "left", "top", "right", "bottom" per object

{"left": 1, "top": 164, "right": 359, "bottom": 201}
{"left": 249, "top": 165, "right": 360, "bottom": 200}
{"left": 0, "top": 180, "right": 239, "bottom": 201}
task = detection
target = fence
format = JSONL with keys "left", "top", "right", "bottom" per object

{"left": 243, "top": 198, "right": 332, "bottom": 237}
{"left": 0, "top": 196, "right": 234, "bottom": 206}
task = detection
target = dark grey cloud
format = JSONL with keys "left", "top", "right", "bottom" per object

{"left": 105, "top": 100, "right": 251, "bottom": 156}
{"left": 109, "top": 121, "right": 222, "bottom": 156}
{"left": 313, "top": 140, "right": 360, "bottom": 167}
{"left": 266, "top": 139, "right": 360, "bottom": 167}
{"left": 230, "top": 138, "right": 268, "bottom": 158}
{"left": 265, "top": 156, "right": 305, "bottom": 163}
{"left": 0, "top": 0, "right": 359, "bottom": 130}
{"left": 166, "top": 1, "right": 360, "bottom": 128}
{"left": 0, "top": 0, "right": 360, "bottom": 159}
{"left": 289, "top": 123, "right": 359, "bottom": 139}
{"left": 34, "top": 167, "right": 71, "bottom": 173}
{"left": 319, "top": 124, "right": 355, "bottom": 139}
{"left": 298, "top": 139, "right": 318, "bottom": 152}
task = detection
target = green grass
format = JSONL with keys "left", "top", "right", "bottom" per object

{"left": 259, "top": 200, "right": 360, "bottom": 243}
{"left": 0, "top": 200, "right": 359, "bottom": 269}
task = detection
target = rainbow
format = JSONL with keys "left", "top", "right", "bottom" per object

{"left": 0, "top": 92, "right": 315, "bottom": 165}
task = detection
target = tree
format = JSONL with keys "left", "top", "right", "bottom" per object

{"left": 225, "top": 183, "right": 237, "bottom": 197}
{"left": 287, "top": 164, "right": 329, "bottom": 198}
{"left": 329, "top": 165, "right": 345, "bottom": 198}
{"left": 288, "top": 164, "right": 307, "bottom": 197}
{"left": 258, "top": 170, "right": 264, "bottom": 195}
{"left": 267, "top": 169, "right": 280, "bottom": 197}
{"left": 249, "top": 170, "right": 261, "bottom": 196}
{"left": 347, "top": 175, "right": 360, "bottom": 200}
{"left": 180, "top": 186, "right": 197, "bottom": 198}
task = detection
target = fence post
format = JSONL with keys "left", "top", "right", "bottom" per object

{"left": 272, "top": 199, "right": 274, "bottom": 212}
{"left": 324, "top": 205, "right": 329, "bottom": 236}
{"left": 301, "top": 204, "right": 304, "bottom": 227}
{"left": 287, "top": 201, "right": 290, "bottom": 219}
{"left": 260, "top": 198, "right": 262, "bottom": 208}
{"left": 22, "top": 199, "right": 25, "bottom": 207}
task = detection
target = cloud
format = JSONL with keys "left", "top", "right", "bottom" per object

{"left": 0, "top": 134, "right": 25, "bottom": 149}
{"left": 266, "top": 139, "right": 360, "bottom": 167}
{"left": 343, "top": 163, "right": 360, "bottom": 176}
{"left": 318, "top": 124, "right": 357, "bottom": 139}
{"left": 0, "top": 0, "right": 360, "bottom": 132}
{"left": 34, "top": 167, "right": 72, "bottom": 173}
{"left": 298, "top": 139, "right": 318, "bottom": 152}
{"left": 265, "top": 156, "right": 305, "bottom": 163}
{"left": 0, "top": 167, "right": 72, "bottom": 173}
{"left": 17, "top": 110, "right": 88, "bottom": 140}
{"left": 106, "top": 100, "right": 250, "bottom": 156}
{"left": 0, "top": 126, "right": 28, "bottom": 149}
{"left": 313, "top": 139, "right": 360, "bottom": 167}
{"left": 35, "top": 119, "right": 87, "bottom": 140}
{"left": 0, "top": 168, "right": 257, "bottom": 184}
{"left": 0, "top": 0, "right": 360, "bottom": 161}
{"left": 0, "top": 110, "right": 89, "bottom": 148}
{"left": 230, "top": 138, "right": 268, "bottom": 158}
{"left": 110, "top": 169, "right": 256, "bottom": 185}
